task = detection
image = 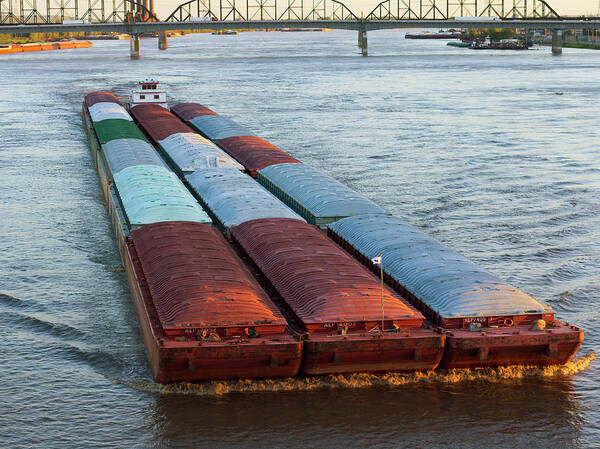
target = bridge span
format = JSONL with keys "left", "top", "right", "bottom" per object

{"left": 1, "top": 0, "right": 599, "bottom": 57}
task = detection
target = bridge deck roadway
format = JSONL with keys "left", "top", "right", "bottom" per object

{"left": 1, "top": 19, "right": 600, "bottom": 35}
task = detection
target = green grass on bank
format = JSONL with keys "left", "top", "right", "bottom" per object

{"left": 562, "top": 41, "right": 600, "bottom": 50}
{"left": 0, "top": 32, "right": 88, "bottom": 44}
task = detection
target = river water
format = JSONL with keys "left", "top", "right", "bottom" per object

{"left": 0, "top": 30, "right": 598, "bottom": 448}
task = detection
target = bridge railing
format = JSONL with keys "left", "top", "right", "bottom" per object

{"left": 365, "top": 0, "right": 560, "bottom": 20}
{"left": 164, "top": 0, "right": 358, "bottom": 22}
{"left": 0, "top": 0, "right": 563, "bottom": 24}
{"left": 0, "top": 0, "right": 157, "bottom": 24}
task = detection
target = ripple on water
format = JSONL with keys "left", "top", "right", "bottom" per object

{"left": 3, "top": 311, "right": 87, "bottom": 341}
{"left": 1, "top": 32, "right": 600, "bottom": 448}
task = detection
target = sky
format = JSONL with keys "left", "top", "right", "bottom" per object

{"left": 153, "top": 0, "right": 598, "bottom": 18}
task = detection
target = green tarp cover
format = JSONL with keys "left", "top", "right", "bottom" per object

{"left": 94, "top": 119, "right": 148, "bottom": 144}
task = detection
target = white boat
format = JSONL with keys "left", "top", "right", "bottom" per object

{"left": 129, "top": 79, "right": 168, "bottom": 109}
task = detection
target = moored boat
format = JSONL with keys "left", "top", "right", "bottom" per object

{"left": 470, "top": 37, "right": 529, "bottom": 50}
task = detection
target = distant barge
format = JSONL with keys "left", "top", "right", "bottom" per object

{"left": 83, "top": 83, "right": 583, "bottom": 383}
{"left": 447, "top": 39, "right": 530, "bottom": 50}
{"left": 405, "top": 30, "right": 464, "bottom": 39}
{"left": 0, "top": 40, "right": 91, "bottom": 54}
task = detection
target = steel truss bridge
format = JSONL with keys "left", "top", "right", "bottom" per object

{"left": 1, "top": 0, "right": 599, "bottom": 57}
{"left": 0, "top": 0, "right": 569, "bottom": 24}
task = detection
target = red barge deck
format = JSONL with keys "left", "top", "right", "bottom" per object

{"left": 231, "top": 218, "right": 445, "bottom": 375}
{"left": 124, "top": 222, "right": 302, "bottom": 382}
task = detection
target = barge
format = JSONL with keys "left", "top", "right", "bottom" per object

{"left": 405, "top": 30, "right": 464, "bottom": 39}
{"left": 328, "top": 215, "right": 584, "bottom": 369}
{"left": 0, "top": 40, "right": 91, "bottom": 54}
{"left": 83, "top": 86, "right": 584, "bottom": 382}
{"left": 83, "top": 92, "right": 303, "bottom": 382}
{"left": 231, "top": 218, "right": 445, "bottom": 375}
{"left": 125, "top": 221, "right": 302, "bottom": 382}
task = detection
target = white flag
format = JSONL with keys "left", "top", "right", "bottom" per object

{"left": 371, "top": 255, "right": 382, "bottom": 265}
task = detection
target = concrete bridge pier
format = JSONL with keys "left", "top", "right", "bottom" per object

{"left": 130, "top": 34, "right": 141, "bottom": 59}
{"left": 358, "top": 28, "right": 367, "bottom": 56}
{"left": 552, "top": 30, "right": 562, "bottom": 55}
{"left": 158, "top": 31, "right": 168, "bottom": 50}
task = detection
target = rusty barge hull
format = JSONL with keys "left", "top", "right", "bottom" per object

{"left": 440, "top": 325, "right": 583, "bottom": 369}
{"left": 302, "top": 329, "right": 445, "bottom": 375}
{"left": 123, "top": 238, "right": 302, "bottom": 382}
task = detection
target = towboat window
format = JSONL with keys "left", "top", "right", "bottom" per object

{"left": 140, "top": 95, "right": 145, "bottom": 99}
{"left": 154, "top": 95, "right": 159, "bottom": 99}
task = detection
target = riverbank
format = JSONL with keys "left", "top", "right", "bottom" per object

{"left": 0, "top": 32, "right": 87, "bottom": 44}
{"left": 539, "top": 40, "right": 600, "bottom": 50}
{"left": 563, "top": 41, "right": 600, "bottom": 50}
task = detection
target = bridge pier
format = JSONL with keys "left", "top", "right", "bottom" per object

{"left": 358, "top": 29, "right": 367, "bottom": 56}
{"left": 130, "top": 34, "right": 141, "bottom": 59}
{"left": 552, "top": 30, "right": 562, "bottom": 55}
{"left": 158, "top": 31, "right": 168, "bottom": 50}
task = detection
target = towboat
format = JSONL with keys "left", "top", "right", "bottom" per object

{"left": 129, "top": 79, "right": 168, "bottom": 109}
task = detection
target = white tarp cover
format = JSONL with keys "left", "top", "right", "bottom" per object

{"left": 103, "top": 138, "right": 167, "bottom": 175}
{"left": 158, "top": 133, "right": 243, "bottom": 172}
{"left": 186, "top": 167, "right": 304, "bottom": 229}
{"left": 114, "top": 165, "right": 211, "bottom": 227}
{"left": 89, "top": 102, "right": 133, "bottom": 122}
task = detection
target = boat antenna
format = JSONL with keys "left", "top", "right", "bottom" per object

{"left": 372, "top": 254, "right": 384, "bottom": 334}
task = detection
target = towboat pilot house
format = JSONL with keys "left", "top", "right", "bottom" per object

{"left": 129, "top": 79, "right": 168, "bottom": 109}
